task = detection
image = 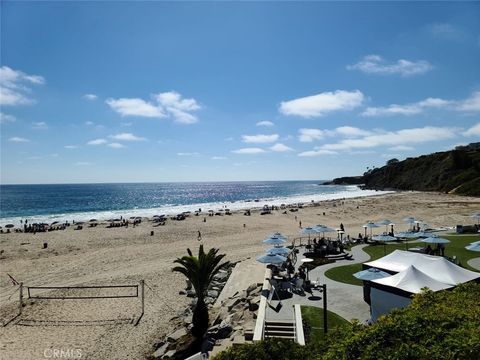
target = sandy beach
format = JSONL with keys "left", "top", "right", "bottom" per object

{"left": 1, "top": 191, "right": 479, "bottom": 359}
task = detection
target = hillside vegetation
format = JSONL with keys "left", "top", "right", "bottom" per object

{"left": 327, "top": 143, "right": 480, "bottom": 196}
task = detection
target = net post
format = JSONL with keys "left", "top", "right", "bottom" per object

{"left": 140, "top": 280, "right": 145, "bottom": 316}
{"left": 19, "top": 283, "right": 23, "bottom": 316}
{"left": 135, "top": 280, "right": 145, "bottom": 326}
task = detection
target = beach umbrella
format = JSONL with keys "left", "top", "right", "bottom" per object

{"left": 396, "top": 231, "right": 423, "bottom": 251}
{"left": 396, "top": 232, "right": 420, "bottom": 238}
{"left": 256, "top": 254, "right": 287, "bottom": 264}
{"left": 5, "top": 224, "right": 14, "bottom": 229}
{"left": 301, "top": 227, "right": 319, "bottom": 241}
{"left": 403, "top": 216, "right": 416, "bottom": 231}
{"left": 363, "top": 222, "right": 380, "bottom": 238}
{"left": 465, "top": 242, "right": 480, "bottom": 252}
{"left": 301, "top": 227, "right": 319, "bottom": 235}
{"left": 314, "top": 225, "right": 336, "bottom": 238}
{"left": 422, "top": 236, "right": 450, "bottom": 244}
{"left": 376, "top": 219, "right": 393, "bottom": 233}
{"left": 263, "top": 235, "right": 287, "bottom": 246}
{"left": 266, "top": 247, "right": 290, "bottom": 255}
{"left": 354, "top": 268, "right": 391, "bottom": 281}
{"left": 372, "top": 235, "right": 397, "bottom": 242}
{"left": 372, "top": 235, "right": 397, "bottom": 255}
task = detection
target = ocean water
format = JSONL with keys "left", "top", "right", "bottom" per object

{"left": 0, "top": 181, "right": 391, "bottom": 225}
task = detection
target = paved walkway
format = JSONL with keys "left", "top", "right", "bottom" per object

{"left": 265, "top": 244, "right": 371, "bottom": 323}
{"left": 467, "top": 257, "right": 480, "bottom": 270}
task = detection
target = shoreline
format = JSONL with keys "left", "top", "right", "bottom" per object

{"left": 0, "top": 186, "right": 393, "bottom": 227}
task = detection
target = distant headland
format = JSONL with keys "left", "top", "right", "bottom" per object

{"left": 322, "top": 142, "right": 480, "bottom": 196}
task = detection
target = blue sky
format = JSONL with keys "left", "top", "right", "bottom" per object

{"left": 1, "top": 1, "right": 479, "bottom": 184}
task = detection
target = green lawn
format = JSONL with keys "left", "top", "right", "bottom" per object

{"left": 324, "top": 234, "right": 480, "bottom": 286}
{"left": 301, "top": 305, "right": 349, "bottom": 347}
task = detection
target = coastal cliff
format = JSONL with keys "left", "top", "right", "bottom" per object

{"left": 325, "top": 142, "right": 480, "bottom": 196}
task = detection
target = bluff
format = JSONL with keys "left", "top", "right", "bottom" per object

{"left": 329, "top": 142, "right": 480, "bottom": 196}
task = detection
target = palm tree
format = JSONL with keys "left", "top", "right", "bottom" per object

{"left": 172, "top": 245, "right": 230, "bottom": 339}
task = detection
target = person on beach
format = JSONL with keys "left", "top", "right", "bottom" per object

{"left": 197, "top": 230, "right": 202, "bottom": 241}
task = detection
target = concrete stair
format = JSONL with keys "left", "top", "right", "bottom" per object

{"left": 264, "top": 320, "right": 295, "bottom": 340}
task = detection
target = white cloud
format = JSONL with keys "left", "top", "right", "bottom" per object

{"left": 107, "top": 142, "right": 125, "bottom": 149}
{"left": 347, "top": 55, "right": 433, "bottom": 77}
{"left": 211, "top": 156, "right": 227, "bottom": 160}
{"left": 242, "top": 134, "right": 279, "bottom": 143}
{"left": 177, "top": 152, "right": 200, "bottom": 156}
{"left": 0, "top": 112, "right": 16, "bottom": 123}
{"left": 456, "top": 91, "right": 480, "bottom": 112}
{"left": 0, "top": 66, "right": 45, "bottom": 106}
{"left": 334, "top": 126, "right": 372, "bottom": 138}
{"left": 232, "top": 148, "right": 266, "bottom": 154}
{"left": 85, "top": 121, "right": 94, "bottom": 126}
{"left": 320, "top": 126, "right": 457, "bottom": 152}
{"left": 83, "top": 94, "right": 98, "bottom": 101}
{"left": 270, "top": 143, "right": 294, "bottom": 152}
{"left": 8, "top": 137, "right": 30, "bottom": 143}
{"left": 256, "top": 121, "right": 274, "bottom": 127}
{"left": 280, "top": 90, "right": 364, "bottom": 118}
{"left": 64, "top": 145, "right": 78, "bottom": 149}
{"left": 87, "top": 138, "right": 107, "bottom": 145}
{"left": 363, "top": 92, "right": 480, "bottom": 116}
{"left": 109, "top": 133, "right": 146, "bottom": 141}
{"left": 389, "top": 145, "right": 414, "bottom": 151}
{"left": 463, "top": 123, "right": 480, "bottom": 137}
{"left": 381, "top": 153, "right": 401, "bottom": 159}
{"left": 155, "top": 91, "right": 201, "bottom": 124}
{"left": 362, "top": 97, "right": 451, "bottom": 117}
{"left": 106, "top": 91, "right": 201, "bottom": 124}
{"left": 298, "top": 149, "right": 337, "bottom": 157}
{"left": 428, "top": 23, "right": 465, "bottom": 41}
{"left": 106, "top": 98, "right": 165, "bottom": 118}
{"left": 347, "top": 150, "right": 377, "bottom": 155}
{"left": 298, "top": 128, "right": 328, "bottom": 142}
{"left": 32, "top": 121, "right": 48, "bottom": 129}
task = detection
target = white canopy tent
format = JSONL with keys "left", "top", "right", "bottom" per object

{"left": 372, "top": 265, "right": 453, "bottom": 293}
{"left": 364, "top": 250, "right": 479, "bottom": 285}
{"left": 363, "top": 250, "right": 480, "bottom": 321}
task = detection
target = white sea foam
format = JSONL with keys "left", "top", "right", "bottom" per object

{"left": 0, "top": 186, "right": 393, "bottom": 226}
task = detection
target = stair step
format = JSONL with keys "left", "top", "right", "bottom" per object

{"left": 265, "top": 326, "right": 294, "bottom": 332}
{"left": 265, "top": 334, "right": 295, "bottom": 339}
{"left": 265, "top": 321, "right": 294, "bottom": 327}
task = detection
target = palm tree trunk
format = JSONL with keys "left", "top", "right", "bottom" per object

{"left": 192, "top": 297, "right": 209, "bottom": 339}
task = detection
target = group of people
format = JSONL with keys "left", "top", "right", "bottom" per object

{"left": 309, "top": 237, "right": 345, "bottom": 256}
{"left": 271, "top": 259, "right": 308, "bottom": 294}
{"left": 425, "top": 243, "right": 445, "bottom": 256}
